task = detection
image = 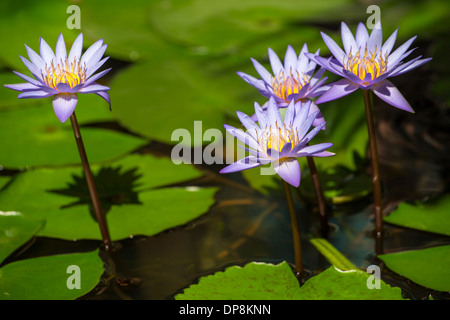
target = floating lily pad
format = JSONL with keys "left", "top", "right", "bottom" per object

{"left": 0, "top": 211, "right": 45, "bottom": 264}
{"left": 175, "top": 261, "right": 405, "bottom": 300}
{"left": 294, "top": 266, "right": 405, "bottom": 300}
{"left": 176, "top": 261, "right": 299, "bottom": 300}
{"left": 0, "top": 0, "right": 78, "bottom": 70}
{"left": 110, "top": 56, "right": 247, "bottom": 146}
{"left": 0, "top": 103, "right": 147, "bottom": 169}
{"left": 0, "top": 154, "right": 217, "bottom": 240}
{"left": 384, "top": 195, "right": 450, "bottom": 236}
{"left": 0, "top": 249, "right": 104, "bottom": 300}
{"left": 379, "top": 245, "right": 450, "bottom": 292}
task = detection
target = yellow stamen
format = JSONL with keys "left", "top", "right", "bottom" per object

{"left": 42, "top": 57, "right": 86, "bottom": 91}
{"left": 344, "top": 46, "right": 388, "bottom": 82}
{"left": 271, "top": 69, "right": 309, "bottom": 101}
{"left": 258, "top": 123, "right": 299, "bottom": 157}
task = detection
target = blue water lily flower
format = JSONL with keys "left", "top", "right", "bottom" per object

{"left": 237, "top": 44, "right": 330, "bottom": 127}
{"left": 307, "top": 21, "right": 432, "bottom": 112}
{"left": 5, "top": 33, "right": 111, "bottom": 123}
{"left": 220, "top": 97, "right": 334, "bottom": 187}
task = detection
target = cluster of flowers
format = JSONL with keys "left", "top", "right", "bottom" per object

{"left": 220, "top": 21, "right": 431, "bottom": 187}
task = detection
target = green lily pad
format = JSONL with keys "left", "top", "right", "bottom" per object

{"left": 0, "top": 103, "right": 147, "bottom": 169}
{"left": 175, "top": 261, "right": 405, "bottom": 300}
{"left": 110, "top": 55, "right": 247, "bottom": 146}
{"left": 0, "top": 212, "right": 45, "bottom": 264}
{"left": 294, "top": 266, "right": 405, "bottom": 300}
{"left": 0, "top": 249, "right": 104, "bottom": 300}
{"left": 0, "top": 154, "right": 217, "bottom": 240}
{"left": 0, "top": 0, "right": 78, "bottom": 70}
{"left": 384, "top": 195, "right": 450, "bottom": 236}
{"left": 379, "top": 245, "right": 450, "bottom": 292}
{"left": 176, "top": 261, "right": 300, "bottom": 300}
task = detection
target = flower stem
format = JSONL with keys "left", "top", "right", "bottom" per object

{"left": 282, "top": 180, "right": 303, "bottom": 279}
{"left": 70, "top": 112, "right": 112, "bottom": 252}
{"left": 362, "top": 89, "right": 383, "bottom": 254}
{"left": 306, "top": 156, "right": 329, "bottom": 238}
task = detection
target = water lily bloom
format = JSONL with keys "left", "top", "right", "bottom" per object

{"left": 220, "top": 97, "right": 334, "bottom": 187}
{"left": 307, "top": 21, "right": 431, "bottom": 112}
{"left": 237, "top": 44, "right": 330, "bottom": 126}
{"left": 5, "top": 33, "right": 111, "bottom": 123}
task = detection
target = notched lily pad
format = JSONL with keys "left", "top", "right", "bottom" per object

{"left": 0, "top": 154, "right": 217, "bottom": 241}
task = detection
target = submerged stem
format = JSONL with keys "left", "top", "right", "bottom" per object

{"left": 282, "top": 180, "right": 303, "bottom": 279}
{"left": 362, "top": 89, "right": 384, "bottom": 254}
{"left": 70, "top": 112, "right": 112, "bottom": 252}
{"left": 306, "top": 156, "right": 329, "bottom": 238}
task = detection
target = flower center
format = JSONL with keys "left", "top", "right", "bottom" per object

{"left": 344, "top": 47, "right": 388, "bottom": 82}
{"left": 271, "top": 70, "right": 309, "bottom": 101}
{"left": 42, "top": 58, "right": 86, "bottom": 91}
{"left": 257, "top": 123, "right": 299, "bottom": 156}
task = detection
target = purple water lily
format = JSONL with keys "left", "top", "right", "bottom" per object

{"left": 220, "top": 97, "right": 334, "bottom": 187}
{"left": 5, "top": 33, "right": 111, "bottom": 123}
{"left": 237, "top": 44, "right": 330, "bottom": 126}
{"left": 307, "top": 21, "right": 431, "bottom": 112}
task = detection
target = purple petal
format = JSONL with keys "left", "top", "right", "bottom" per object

{"left": 367, "top": 21, "right": 383, "bottom": 52}
{"left": 254, "top": 101, "right": 269, "bottom": 128}
{"left": 237, "top": 71, "right": 271, "bottom": 97}
{"left": 224, "top": 124, "right": 261, "bottom": 151}
{"left": 95, "top": 91, "right": 111, "bottom": 107}
{"left": 78, "top": 83, "right": 110, "bottom": 93}
{"left": 266, "top": 97, "right": 283, "bottom": 127}
{"left": 52, "top": 93, "right": 78, "bottom": 123}
{"left": 83, "top": 68, "right": 111, "bottom": 87}
{"left": 12, "top": 71, "right": 42, "bottom": 86}
{"left": 295, "top": 142, "right": 333, "bottom": 157}
{"left": 39, "top": 37, "right": 55, "bottom": 64}
{"left": 56, "top": 82, "right": 73, "bottom": 93}
{"left": 17, "top": 90, "right": 53, "bottom": 99}
{"left": 315, "top": 78, "right": 359, "bottom": 105}
{"left": 355, "top": 22, "right": 369, "bottom": 47}
{"left": 382, "top": 29, "right": 398, "bottom": 55}
{"left": 311, "top": 151, "right": 335, "bottom": 157}
{"left": 371, "top": 79, "right": 414, "bottom": 113}
{"left": 55, "top": 33, "right": 67, "bottom": 63}
{"left": 220, "top": 156, "right": 262, "bottom": 174}
{"left": 387, "top": 36, "right": 417, "bottom": 69}
{"left": 268, "top": 48, "right": 284, "bottom": 75}
{"left": 284, "top": 45, "right": 298, "bottom": 73}
{"left": 68, "top": 33, "right": 83, "bottom": 62}
{"left": 321, "top": 32, "right": 345, "bottom": 63}
{"left": 309, "top": 102, "right": 326, "bottom": 128}
{"left": 273, "top": 158, "right": 301, "bottom": 187}
{"left": 25, "top": 44, "right": 45, "bottom": 72}
{"left": 4, "top": 82, "right": 40, "bottom": 92}
{"left": 85, "top": 44, "right": 107, "bottom": 74}
{"left": 236, "top": 110, "right": 259, "bottom": 132}
{"left": 19, "top": 56, "right": 42, "bottom": 80}
{"left": 251, "top": 58, "right": 272, "bottom": 84}
{"left": 388, "top": 57, "right": 432, "bottom": 78}
{"left": 341, "top": 22, "right": 357, "bottom": 54}
{"left": 284, "top": 100, "right": 296, "bottom": 126}
{"left": 80, "top": 39, "right": 104, "bottom": 67}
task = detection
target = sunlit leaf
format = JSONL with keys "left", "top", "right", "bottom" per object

{"left": 0, "top": 154, "right": 217, "bottom": 240}
{"left": 0, "top": 212, "right": 44, "bottom": 264}
{"left": 0, "top": 249, "right": 103, "bottom": 300}
{"left": 384, "top": 195, "right": 450, "bottom": 236}
{"left": 0, "top": 103, "right": 147, "bottom": 169}
{"left": 379, "top": 245, "right": 450, "bottom": 292}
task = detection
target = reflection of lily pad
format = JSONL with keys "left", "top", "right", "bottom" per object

{"left": 0, "top": 249, "right": 104, "bottom": 300}
{"left": 175, "top": 261, "right": 405, "bottom": 300}
{"left": 384, "top": 195, "right": 450, "bottom": 236}
{"left": 0, "top": 154, "right": 216, "bottom": 240}
{"left": 0, "top": 103, "right": 147, "bottom": 169}
{"left": 379, "top": 245, "right": 450, "bottom": 292}
{"left": 0, "top": 212, "right": 45, "bottom": 263}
